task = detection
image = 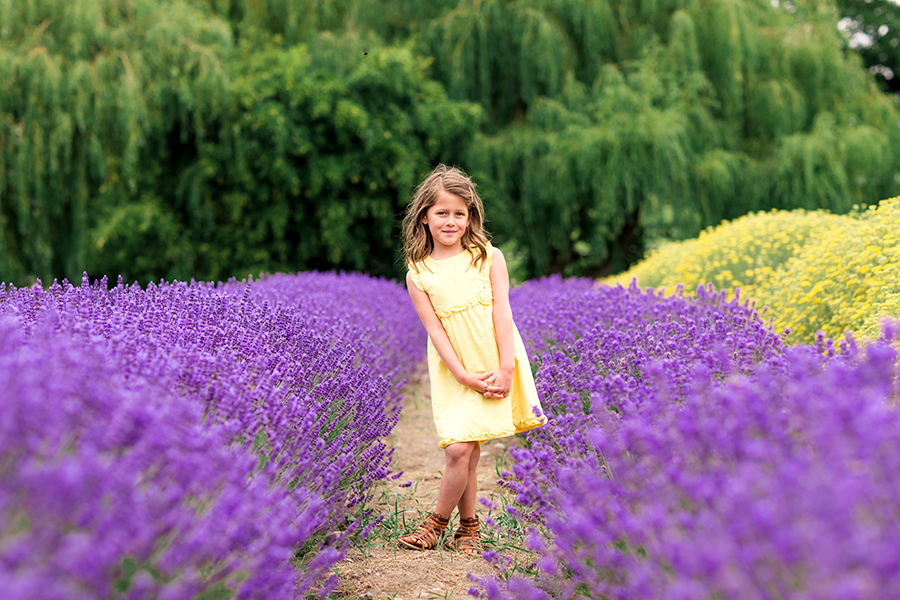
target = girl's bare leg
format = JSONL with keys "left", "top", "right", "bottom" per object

{"left": 456, "top": 443, "right": 481, "bottom": 519}
{"left": 434, "top": 441, "right": 478, "bottom": 518}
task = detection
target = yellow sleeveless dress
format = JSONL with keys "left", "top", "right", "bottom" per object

{"left": 408, "top": 243, "right": 547, "bottom": 448}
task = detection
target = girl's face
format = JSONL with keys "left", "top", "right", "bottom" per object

{"left": 423, "top": 190, "right": 469, "bottom": 253}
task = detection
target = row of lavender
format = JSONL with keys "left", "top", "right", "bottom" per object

{"left": 0, "top": 272, "right": 424, "bottom": 599}
{"left": 483, "top": 277, "right": 900, "bottom": 599}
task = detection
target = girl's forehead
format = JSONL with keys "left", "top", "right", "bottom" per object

{"left": 431, "top": 189, "right": 468, "bottom": 210}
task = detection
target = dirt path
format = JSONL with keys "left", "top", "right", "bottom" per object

{"left": 333, "top": 370, "right": 518, "bottom": 600}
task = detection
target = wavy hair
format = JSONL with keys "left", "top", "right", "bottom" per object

{"left": 401, "top": 164, "right": 490, "bottom": 272}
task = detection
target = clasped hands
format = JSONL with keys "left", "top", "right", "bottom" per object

{"left": 461, "top": 369, "right": 512, "bottom": 399}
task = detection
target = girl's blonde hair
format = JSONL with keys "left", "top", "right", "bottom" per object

{"left": 402, "top": 164, "right": 490, "bottom": 271}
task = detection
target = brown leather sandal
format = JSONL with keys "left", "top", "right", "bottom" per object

{"left": 398, "top": 512, "right": 450, "bottom": 550}
{"left": 448, "top": 516, "right": 483, "bottom": 555}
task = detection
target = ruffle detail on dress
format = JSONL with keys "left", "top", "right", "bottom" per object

{"left": 438, "top": 415, "right": 547, "bottom": 448}
{"left": 434, "top": 287, "right": 492, "bottom": 319}
{"left": 514, "top": 416, "right": 548, "bottom": 434}
{"left": 439, "top": 427, "right": 517, "bottom": 449}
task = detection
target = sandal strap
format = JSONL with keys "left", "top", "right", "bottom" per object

{"left": 427, "top": 512, "right": 450, "bottom": 530}
{"left": 454, "top": 516, "right": 483, "bottom": 554}
{"left": 399, "top": 512, "right": 449, "bottom": 550}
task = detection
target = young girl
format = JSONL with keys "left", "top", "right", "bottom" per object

{"left": 398, "top": 165, "right": 547, "bottom": 556}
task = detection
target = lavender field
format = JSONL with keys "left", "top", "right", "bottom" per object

{"left": 2, "top": 273, "right": 899, "bottom": 599}
{"left": 0, "top": 273, "right": 424, "bottom": 599}
{"left": 484, "top": 278, "right": 900, "bottom": 599}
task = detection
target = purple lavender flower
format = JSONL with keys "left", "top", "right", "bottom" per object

{"left": 473, "top": 276, "right": 900, "bottom": 600}
{"left": 0, "top": 271, "right": 424, "bottom": 599}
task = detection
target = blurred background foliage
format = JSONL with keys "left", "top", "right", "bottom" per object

{"left": 1, "top": 0, "right": 898, "bottom": 285}
{"left": 835, "top": 0, "right": 900, "bottom": 95}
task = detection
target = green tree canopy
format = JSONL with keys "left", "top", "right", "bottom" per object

{"left": 0, "top": 0, "right": 234, "bottom": 284}
{"left": 1, "top": 0, "right": 898, "bottom": 284}
{"left": 410, "top": 0, "right": 900, "bottom": 276}
{"left": 0, "top": 0, "right": 479, "bottom": 284}
{"left": 162, "top": 38, "right": 481, "bottom": 281}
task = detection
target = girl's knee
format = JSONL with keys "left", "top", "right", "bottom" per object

{"left": 444, "top": 441, "right": 477, "bottom": 464}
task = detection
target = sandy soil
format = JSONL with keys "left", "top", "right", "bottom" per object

{"left": 332, "top": 370, "right": 517, "bottom": 600}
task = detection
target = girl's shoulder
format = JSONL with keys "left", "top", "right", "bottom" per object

{"left": 406, "top": 260, "right": 430, "bottom": 292}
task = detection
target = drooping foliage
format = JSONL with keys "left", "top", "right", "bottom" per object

{"left": 1, "top": 0, "right": 899, "bottom": 284}
{"left": 0, "top": 0, "right": 233, "bottom": 284}
{"left": 0, "top": 0, "right": 479, "bottom": 285}
{"left": 171, "top": 39, "right": 481, "bottom": 282}
{"left": 194, "top": 0, "right": 459, "bottom": 45}
{"left": 413, "top": 0, "right": 900, "bottom": 276}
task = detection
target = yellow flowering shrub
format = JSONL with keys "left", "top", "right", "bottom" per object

{"left": 758, "top": 199, "right": 900, "bottom": 341}
{"left": 609, "top": 198, "right": 900, "bottom": 343}
{"left": 611, "top": 209, "right": 846, "bottom": 294}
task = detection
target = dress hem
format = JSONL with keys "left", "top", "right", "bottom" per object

{"left": 438, "top": 416, "right": 548, "bottom": 449}
{"left": 515, "top": 416, "right": 548, "bottom": 435}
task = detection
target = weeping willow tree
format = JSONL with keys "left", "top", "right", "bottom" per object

{"left": 171, "top": 38, "right": 482, "bottom": 281}
{"left": 0, "top": 0, "right": 479, "bottom": 284}
{"left": 409, "top": 0, "right": 900, "bottom": 277}
{"left": 4, "top": 0, "right": 898, "bottom": 283}
{"left": 0, "top": 0, "right": 233, "bottom": 284}
{"left": 193, "top": 0, "right": 459, "bottom": 45}
{"left": 194, "top": 0, "right": 366, "bottom": 44}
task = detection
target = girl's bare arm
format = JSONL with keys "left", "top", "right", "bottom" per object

{"left": 486, "top": 248, "right": 515, "bottom": 398}
{"left": 406, "top": 272, "right": 491, "bottom": 394}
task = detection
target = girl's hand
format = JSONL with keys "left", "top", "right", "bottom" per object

{"left": 483, "top": 368, "right": 513, "bottom": 399}
{"left": 460, "top": 372, "right": 492, "bottom": 395}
